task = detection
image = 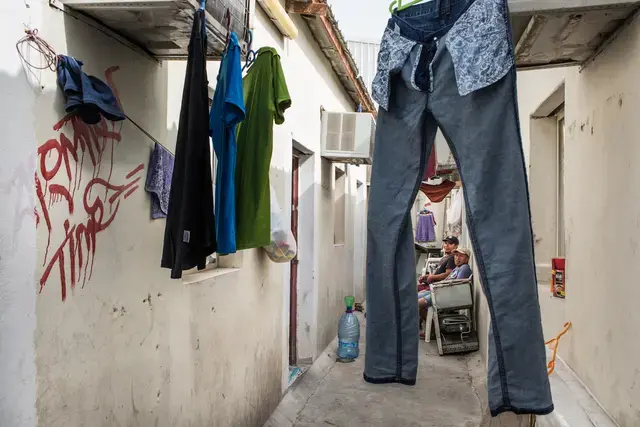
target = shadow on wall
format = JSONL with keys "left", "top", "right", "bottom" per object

{"left": 316, "top": 158, "right": 352, "bottom": 355}
{"left": 0, "top": 69, "right": 38, "bottom": 427}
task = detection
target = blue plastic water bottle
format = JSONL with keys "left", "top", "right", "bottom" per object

{"left": 337, "top": 296, "right": 360, "bottom": 362}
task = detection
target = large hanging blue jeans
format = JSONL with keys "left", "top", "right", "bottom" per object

{"left": 364, "top": 0, "right": 553, "bottom": 417}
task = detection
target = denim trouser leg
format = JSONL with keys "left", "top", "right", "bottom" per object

{"left": 429, "top": 43, "right": 552, "bottom": 416}
{"left": 365, "top": 18, "right": 553, "bottom": 416}
{"left": 365, "top": 59, "right": 437, "bottom": 384}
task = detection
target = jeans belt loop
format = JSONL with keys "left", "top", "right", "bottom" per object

{"left": 439, "top": 0, "right": 451, "bottom": 18}
{"left": 434, "top": 0, "right": 443, "bottom": 17}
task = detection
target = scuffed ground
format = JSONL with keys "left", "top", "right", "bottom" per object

{"left": 264, "top": 316, "right": 485, "bottom": 427}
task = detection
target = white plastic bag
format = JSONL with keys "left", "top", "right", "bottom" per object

{"left": 263, "top": 185, "right": 298, "bottom": 263}
{"left": 446, "top": 188, "right": 463, "bottom": 237}
{"left": 447, "top": 188, "right": 463, "bottom": 226}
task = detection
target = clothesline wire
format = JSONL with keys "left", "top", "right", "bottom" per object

{"left": 125, "top": 114, "right": 174, "bottom": 157}
{"left": 55, "top": 7, "right": 158, "bottom": 63}
{"left": 15, "top": 27, "right": 173, "bottom": 157}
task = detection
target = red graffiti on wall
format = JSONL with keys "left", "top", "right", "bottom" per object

{"left": 35, "top": 66, "right": 145, "bottom": 301}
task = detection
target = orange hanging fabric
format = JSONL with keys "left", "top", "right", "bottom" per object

{"left": 419, "top": 179, "right": 455, "bottom": 203}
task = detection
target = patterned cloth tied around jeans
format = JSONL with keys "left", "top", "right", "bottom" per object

{"left": 365, "top": 0, "right": 553, "bottom": 417}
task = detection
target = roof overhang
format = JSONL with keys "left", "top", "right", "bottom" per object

{"left": 54, "top": 0, "right": 640, "bottom": 69}
{"left": 55, "top": 0, "right": 250, "bottom": 59}
{"left": 286, "top": 0, "right": 376, "bottom": 114}
{"left": 510, "top": 0, "right": 640, "bottom": 69}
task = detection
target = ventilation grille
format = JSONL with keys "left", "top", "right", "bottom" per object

{"left": 321, "top": 111, "right": 375, "bottom": 165}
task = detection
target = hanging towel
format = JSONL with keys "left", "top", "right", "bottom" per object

{"left": 145, "top": 143, "right": 174, "bottom": 219}
{"left": 56, "top": 55, "right": 126, "bottom": 125}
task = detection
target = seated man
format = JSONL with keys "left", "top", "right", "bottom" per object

{"left": 417, "top": 236, "right": 459, "bottom": 292}
{"left": 419, "top": 247, "right": 472, "bottom": 339}
{"left": 446, "top": 247, "right": 472, "bottom": 281}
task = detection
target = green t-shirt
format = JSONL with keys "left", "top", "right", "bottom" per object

{"left": 235, "top": 47, "right": 291, "bottom": 250}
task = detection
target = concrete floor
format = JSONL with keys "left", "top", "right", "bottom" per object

{"left": 264, "top": 316, "right": 491, "bottom": 427}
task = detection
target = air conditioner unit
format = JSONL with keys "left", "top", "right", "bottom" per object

{"left": 321, "top": 111, "right": 375, "bottom": 165}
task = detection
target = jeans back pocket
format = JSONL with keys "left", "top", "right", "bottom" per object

{"left": 372, "top": 26, "right": 417, "bottom": 111}
{"left": 444, "top": 0, "right": 515, "bottom": 96}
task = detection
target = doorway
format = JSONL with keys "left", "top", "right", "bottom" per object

{"left": 287, "top": 144, "right": 315, "bottom": 387}
{"left": 289, "top": 151, "right": 300, "bottom": 366}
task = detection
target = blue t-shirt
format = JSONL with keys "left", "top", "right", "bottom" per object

{"left": 209, "top": 32, "right": 245, "bottom": 254}
{"left": 447, "top": 264, "right": 472, "bottom": 280}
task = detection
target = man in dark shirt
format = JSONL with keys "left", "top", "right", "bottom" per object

{"left": 420, "top": 236, "right": 459, "bottom": 287}
{"left": 418, "top": 236, "right": 458, "bottom": 338}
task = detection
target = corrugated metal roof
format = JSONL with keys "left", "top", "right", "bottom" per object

{"left": 347, "top": 40, "right": 380, "bottom": 105}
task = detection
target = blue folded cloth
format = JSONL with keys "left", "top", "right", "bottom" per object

{"left": 56, "top": 55, "right": 125, "bottom": 125}
{"left": 145, "top": 143, "right": 174, "bottom": 219}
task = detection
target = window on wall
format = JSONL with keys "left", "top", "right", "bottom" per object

{"left": 557, "top": 111, "right": 566, "bottom": 257}
{"left": 334, "top": 167, "right": 346, "bottom": 245}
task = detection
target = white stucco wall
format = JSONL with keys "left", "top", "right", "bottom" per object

{"left": 523, "top": 16, "right": 640, "bottom": 427}
{"left": 516, "top": 68, "right": 568, "bottom": 171}
{"left": 2, "top": 0, "right": 367, "bottom": 425}
{"left": 1, "top": 2, "right": 38, "bottom": 426}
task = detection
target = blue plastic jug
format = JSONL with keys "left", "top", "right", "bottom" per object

{"left": 337, "top": 296, "right": 360, "bottom": 362}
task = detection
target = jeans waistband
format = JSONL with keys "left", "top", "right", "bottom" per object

{"left": 388, "top": 0, "right": 475, "bottom": 43}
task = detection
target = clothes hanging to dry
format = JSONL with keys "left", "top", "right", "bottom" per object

{"left": 234, "top": 47, "right": 292, "bottom": 250}
{"left": 145, "top": 143, "right": 174, "bottom": 220}
{"left": 209, "top": 31, "right": 245, "bottom": 255}
{"left": 161, "top": 9, "right": 216, "bottom": 279}
{"left": 419, "top": 179, "right": 455, "bottom": 203}
{"left": 415, "top": 212, "right": 436, "bottom": 243}
{"left": 56, "top": 55, "right": 125, "bottom": 125}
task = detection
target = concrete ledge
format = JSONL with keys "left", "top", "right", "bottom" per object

{"left": 469, "top": 345, "right": 617, "bottom": 426}
{"left": 181, "top": 267, "right": 240, "bottom": 285}
{"left": 263, "top": 338, "right": 339, "bottom": 427}
{"left": 537, "top": 353, "right": 618, "bottom": 427}
{"left": 469, "top": 355, "right": 535, "bottom": 427}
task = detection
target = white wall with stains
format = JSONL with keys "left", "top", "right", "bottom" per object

{"left": 523, "top": 15, "right": 640, "bottom": 427}
{"left": 1, "top": 0, "right": 367, "bottom": 425}
{"left": 0, "top": 2, "right": 39, "bottom": 426}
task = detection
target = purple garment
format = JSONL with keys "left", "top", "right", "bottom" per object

{"left": 415, "top": 213, "right": 436, "bottom": 242}
{"left": 145, "top": 143, "right": 174, "bottom": 219}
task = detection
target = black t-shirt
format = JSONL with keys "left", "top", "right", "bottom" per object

{"left": 161, "top": 9, "right": 216, "bottom": 279}
{"left": 434, "top": 254, "right": 455, "bottom": 275}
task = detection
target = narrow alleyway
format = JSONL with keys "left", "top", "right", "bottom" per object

{"left": 264, "top": 315, "right": 489, "bottom": 427}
